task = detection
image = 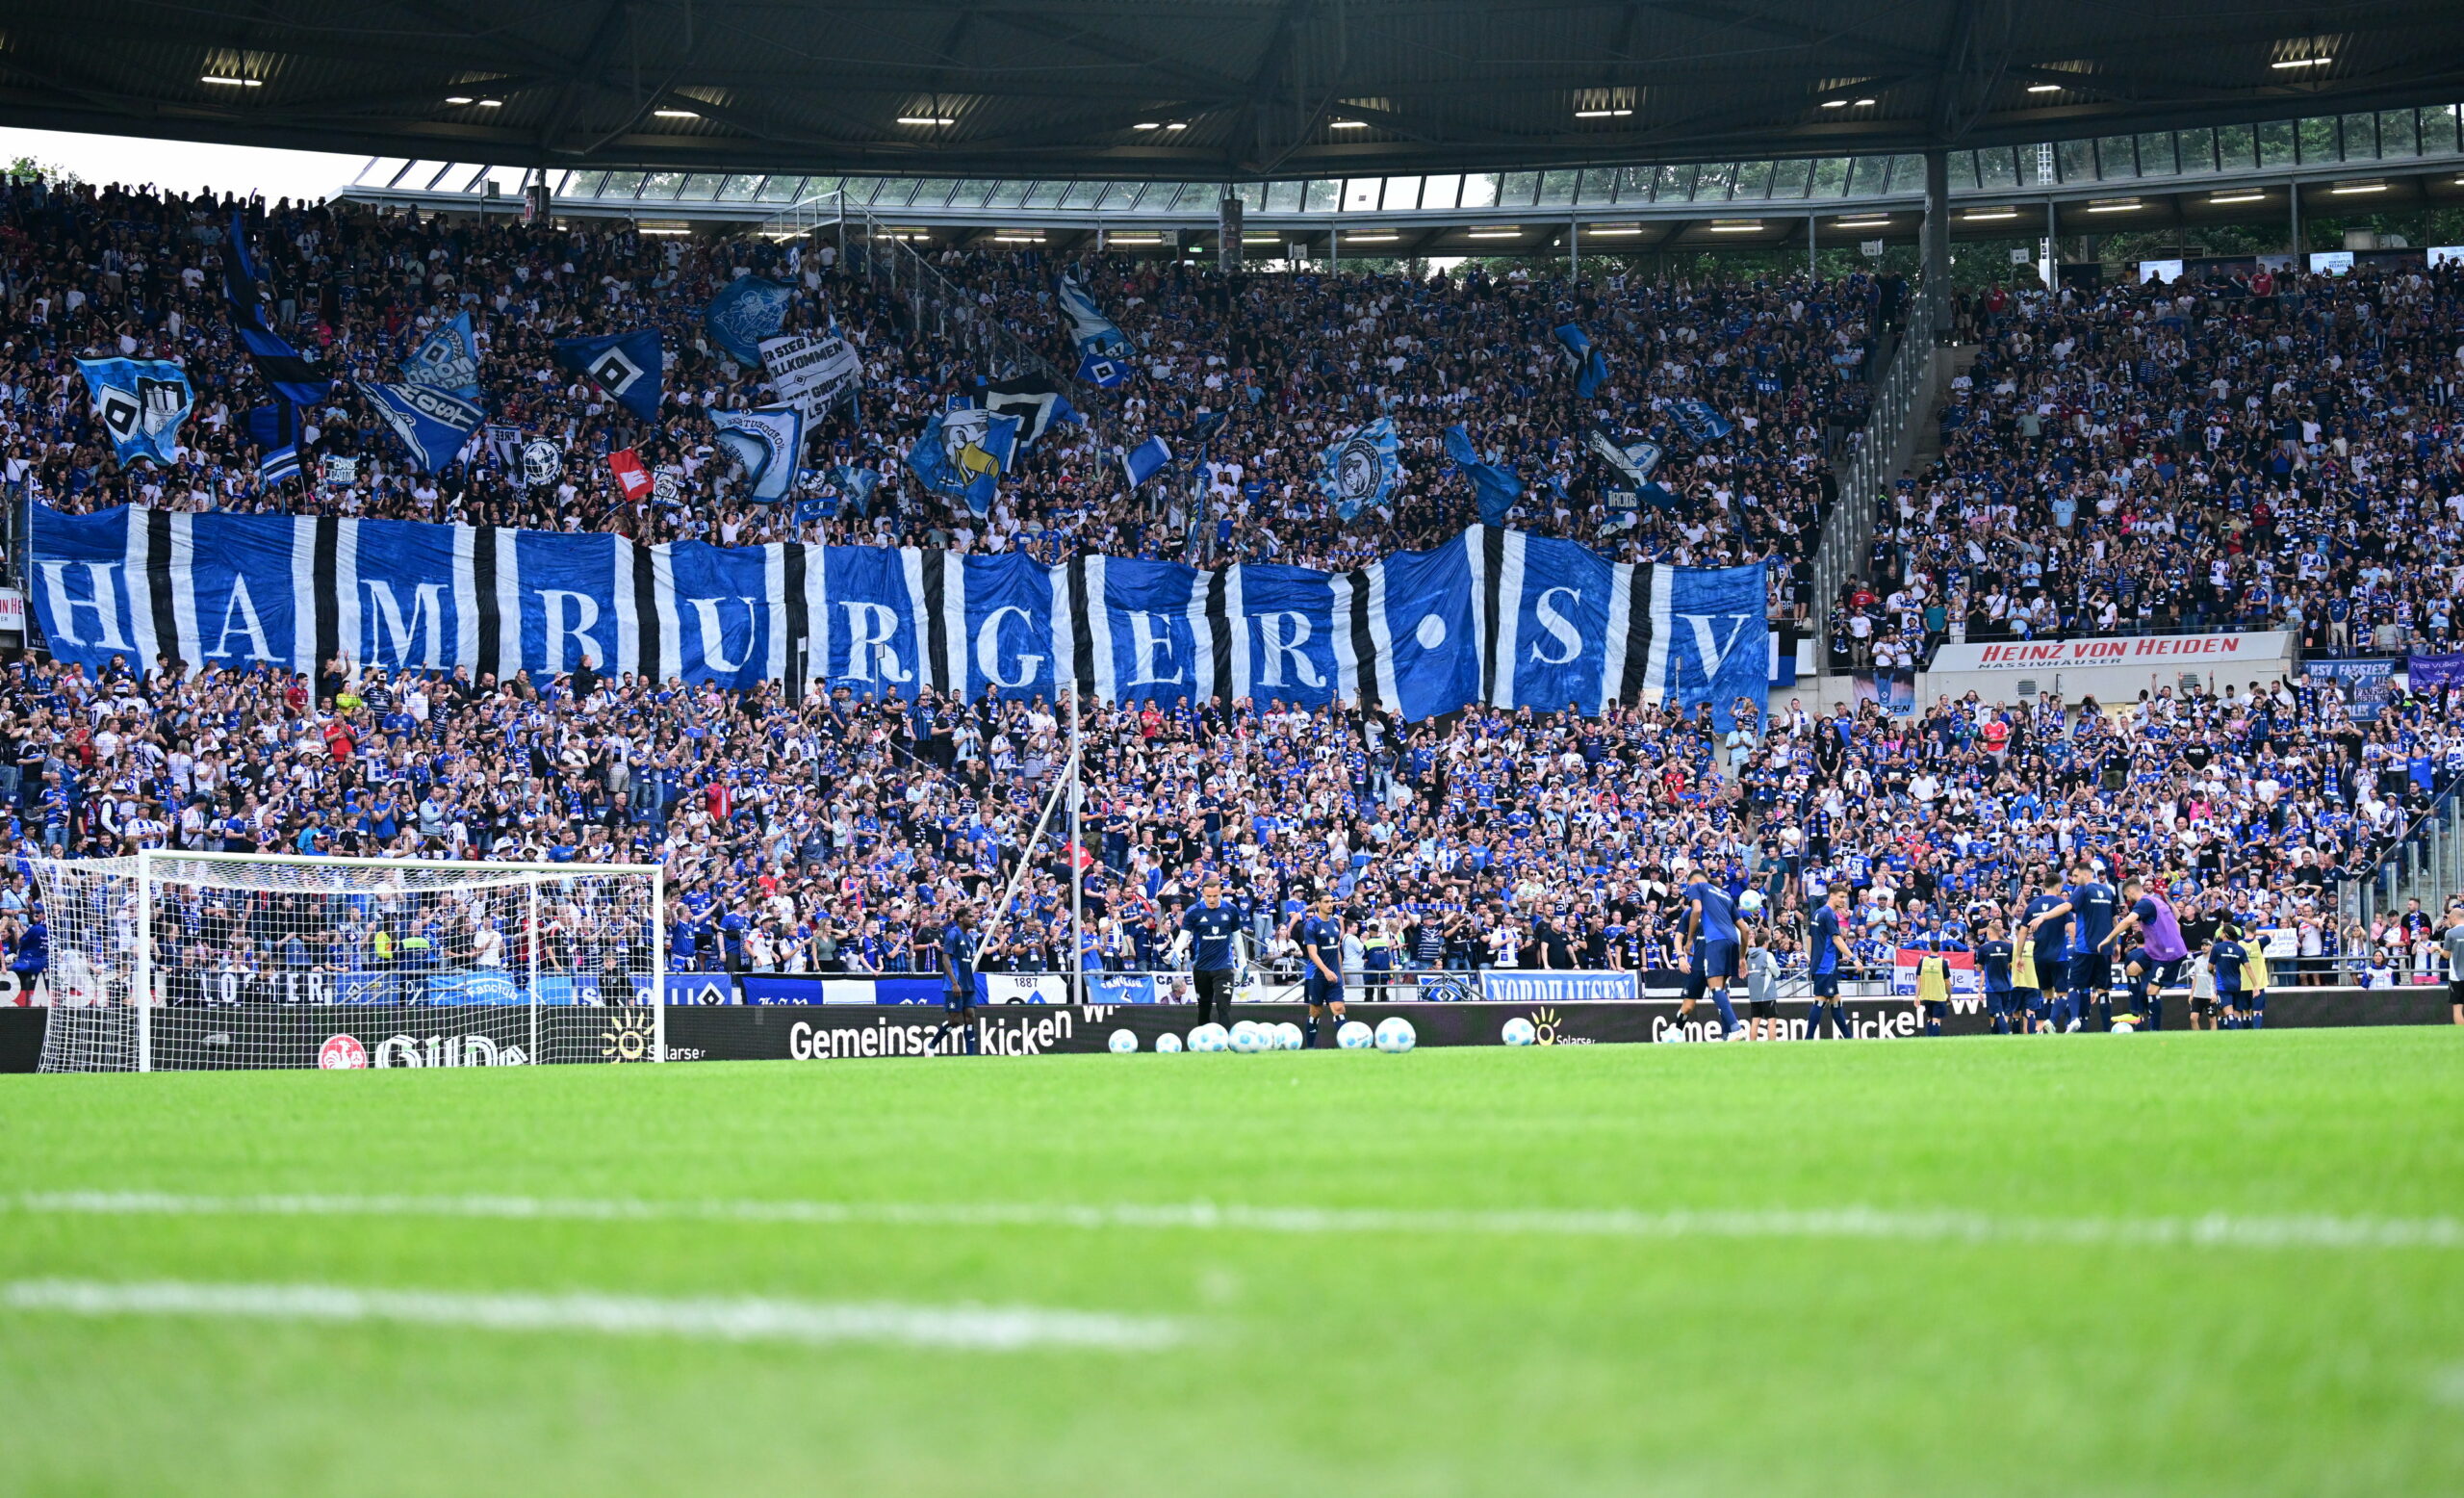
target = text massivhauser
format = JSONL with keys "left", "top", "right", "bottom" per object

{"left": 787, "top": 1008, "right": 1081, "bottom": 1061}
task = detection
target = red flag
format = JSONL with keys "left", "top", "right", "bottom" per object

{"left": 608, "top": 447, "right": 654, "bottom": 502}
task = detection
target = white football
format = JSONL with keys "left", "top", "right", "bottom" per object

{"left": 1230, "top": 1020, "right": 1269, "bottom": 1053}
{"left": 1336, "top": 1020, "right": 1374, "bottom": 1049}
{"left": 1188, "top": 1022, "right": 1228, "bottom": 1052}
{"left": 1373, "top": 1017, "right": 1416, "bottom": 1053}
{"left": 1737, "top": 890, "right": 1766, "bottom": 915}
{"left": 1108, "top": 1028, "right": 1140, "bottom": 1053}
{"left": 1277, "top": 1021, "right": 1304, "bottom": 1050}
{"left": 1661, "top": 1025, "right": 1688, "bottom": 1045}
{"left": 1501, "top": 1016, "right": 1537, "bottom": 1046}
{"left": 1154, "top": 1031, "right": 1184, "bottom": 1053}
{"left": 2110, "top": 1020, "right": 2136, "bottom": 1034}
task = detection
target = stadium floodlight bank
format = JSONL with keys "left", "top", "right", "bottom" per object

{"left": 32, "top": 851, "right": 665, "bottom": 1072}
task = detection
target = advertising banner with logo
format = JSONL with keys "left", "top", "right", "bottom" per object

{"left": 1924, "top": 631, "right": 2296, "bottom": 709}
{"left": 1476, "top": 970, "right": 1639, "bottom": 1004}
{"left": 1889, "top": 949, "right": 1980, "bottom": 997}
{"left": 737, "top": 975, "right": 941, "bottom": 1006}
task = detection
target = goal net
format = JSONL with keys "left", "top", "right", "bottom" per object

{"left": 31, "top": 853, "right": 665, "bottom": 1072}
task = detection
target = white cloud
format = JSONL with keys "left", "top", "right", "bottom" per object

{"left": 0, "top": 127, "right": 365, "bottom": 204}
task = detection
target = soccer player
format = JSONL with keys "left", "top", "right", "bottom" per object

{"left": 1976, "top": 917, "right": 2016, "bottom": 1035}
{"left": 2063, "top": 861, "right": 2119, "bottom": 1030}
{"left": 1180, "top": 878, "right": 1244, "bottom": 1029}
{"left": 934, "top": 904, "right": 981, "bottom": 1055}
{"left": 2210, "top": 922, "right": 2252, "bottom": 1029}
{"left": 2106, "top": 878, "right": 2191, "bottom": 1031}
{"left": 2445, "top": 909, "right": 2464, "bottom": 1026}
{"left": 1807, "top": 886, "right": 1854, "bottom": 1039}
{"left": 1297, "top": 895, "right": 1346, "bottom": 1047}
{"left": 7, "top": 903, "right": 47, "bottom": 1006}
{"left": 2019, "top": 868, "right": 2074, "bottom": 1031}
{"left": 1677, "top": 871, "right": 1745, "bottom": 1041}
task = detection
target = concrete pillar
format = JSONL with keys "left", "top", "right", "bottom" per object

{"left": 2289, "top": 179, "right": 2302, "bottom": 262}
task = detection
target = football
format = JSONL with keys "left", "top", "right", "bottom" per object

{"left": 1187, "top": 1023, "right": 1229, "bottom": 1052}
{"left": 1229, "top": 1020, "right": 1269, "bottom": 1053}
{"left": 1373, "top": 1017, "right": 1417, "bottom": 1053}
{"left": 1108, "top": 1029, "right": 1139, "bottom": 1053}
{"left": 1501, "top": 1017, "right": 1538, "bottom": 1046}
{"left": 1153, "top": 1031, "right": 1183, "bottom": 1053}
{"left": 1336, "top": 1020, "right": 1374, "bottom": 1049}
{"left": 1276, "top": 1021, "right": 1304, "bottom": 1050}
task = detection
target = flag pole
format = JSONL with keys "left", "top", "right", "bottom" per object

{"left": 1068, "top": 683, "right": 1084, "bottom": 1003}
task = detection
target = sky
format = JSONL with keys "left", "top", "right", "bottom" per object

{"left": 0, "top": 126, "right": 366, "bottom": 203}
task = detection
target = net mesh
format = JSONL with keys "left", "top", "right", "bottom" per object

{"left": 32, "top": 856, "right": 663, "bottom": 1072}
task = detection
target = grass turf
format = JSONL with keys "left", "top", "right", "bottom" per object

{"left": 1, "top": 1026, "right": 2460, "bottom": 1497}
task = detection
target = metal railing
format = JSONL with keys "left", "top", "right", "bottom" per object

{"left": 1808, "top": 284, "right": 1941, "bottom": 659}
{"left": 2358, "top": 786, "right": 2464, "bottom": 927}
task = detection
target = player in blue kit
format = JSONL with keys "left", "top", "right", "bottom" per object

{"left": 1297, "top": 895, "right": 1347, "bottom": 1047}
{"left": 1976, "top": 917, "right": 2016, "bottom": 1035}
{"left": 2019, "top": 866, "right": 2076, "bottom": 1031}
{"left": 933, "top": 904, "right": 980, "bottom": 1055}
{"left": 2061, "top": 861, "right": 2120, "bottom": 1029}
{"left": 1675, "top": 871, "right": 1745, "bottom": 1041}
{"left": 1179, "top": 878, "right": 1245, "bottom": 1029}
{"left": 1807, "top": 887, "right": 1854, "bottom": 1039}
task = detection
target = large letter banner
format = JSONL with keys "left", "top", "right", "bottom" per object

{"left": 820, "top": 543, "right": 923, "bottom": 699}
{"left": 962, "top": 550, "right": 1058, "bottom": 704}
{"left": 1235, "top": 563, "right": 1338, "bottom": 711}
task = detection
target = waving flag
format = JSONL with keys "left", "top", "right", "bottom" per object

{"left": 712, "top": 406, "right": 806, "bottom": 502}
{"left": 401, "top": 312, "right": 481, "bottom": 399}
{"left": 221, "top": 210, "right": 276, "bottom": 330}
{"left": 553, "top": 331, "right": 663, "bottom": 421}
{"left": 245, "top": 401, "right": 302, "bottom": 487}
{"left": 1121, "top": 436, "right": 1172, "bottom": 489}
{"left": 1669, "top": 399, "right": 1733, "bottom": 442}
{"left": 75, "top": 358, "right": 193, "bottom": 466}
{"left": 908, "top": 408, "right": 1021, "bottom": 517}
{"left": 607, "top": 448, "right": 654, "bottom": 503}
{"left": 360, "top": 381, "right": 484, "bottom": 474}
{"left": 1553, "top": 323, "right": 1607, "bottom": 400}
{"left": 1586, "top": 426, "right": 1679, "bottom": 508}
{"left": 1058, "top": 271, "right": 1133, "bottom": 360}
{"left": 1443, "top": 424, "right": 1524, "bottom": 526}
{"left": 705, "top": 275, "right": 793, "bottom": 366}
{"left": 1317, "top": 418, "right": 1400, "bottom": 521}
{"left": 984, "top": 374, "right": 1082, "bottom": 447}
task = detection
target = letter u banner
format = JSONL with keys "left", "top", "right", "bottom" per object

{"left": 31, "top": 505, "right": 1765, "bottom": 726}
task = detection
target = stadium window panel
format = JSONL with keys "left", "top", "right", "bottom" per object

{"left": 448, "top": 165, "right": 488, "bottom": 194}
{"left": 2091, "top": 137, "right": 2134, "bottom": 177}
{"left": 1809, "top": 157, "right": 1850, "bottom": 196}
{"left": 2296, "top": 116, "right": 2337, "bottom": 165}
{"left": 1170, "top": 182, "right": 1216, "bottom": 211}
{"left": 1303, "top": 179, "right": 1340, "bottom": 212}
{"left": 1977, "top": 147, "right": 2018, "bottom": 190}
{"left": 1023, "top": 180, "right": 1065, "bottom": 207}
{"left": 1847, "top": 156, "right": 1890, "bottom": 195}
{"left": 1732, "top": 159, "right": 1774, "bottom": 198}
{"left": 2174, "top": 128, "right": 2216, "bottom": 175}
{"left": 639, "top": 171, "right": 688, "bottom": 199}
{"left": 1459, "top": 173, "right": 1501, "bottom": 208}
{"left": 2057, "top": 139, "right": 2096, "bottom": 181}
{"left": 1237, "top": 182, "right": 1269, "bottom": 211}
{"left": 564, "top": 170, "right": 607, "bottom": 198}
{"left": 2136, "top": 134, "right": 2175, "bottom": 176}
{"left": 599, "top": 170, "right": 647, "bottom": 198}
{"left": 986, "top": 180, "right": 1030, "bottom": 208}
{"left": 1537, "top": 168, "right": 1579, "bottom": 205}
{"left": 1501, "top": 170, "right": 1541, "bottom": 205}
{"left": 1949, "top": 153, "right": 1981, "bottom": 192}
{"left": 715, "top": 174, "right": 760, "bottom": 201}
{"left": 2339, "top": 113, "right": 2379, "bottom": 160}
{"left": 803, "top": 176, "right": 844, "bottom": 202}
{"left": 833, "top": 177, "right": 877, "bottom": 206}
{"left": 1607, "top": 165, "right": 1648, "bottom": 201}
{"left": 1265, "top": 180, "right": 1304, "bottom": 212}
{"left": 756, "top": 174, "right": 804, "bottom": 202}
{"left": 2421, "top": 106, "right": 2460, "bottom": 158}
{"left": 945, "top": 180, "right": 992, "bottom": 208}
{"left": 1059, "top": 180, "right": 1102, "bottom": 209}
{"left": 1343, "top": 178, "right": 1380, "bottom": 211}
{"left": 873, "top": 179, "right": 919, "bottom": 208}
{"left": 1689, "top": 163, "right": 1733, "bottom": 200}
{"left": 1383, "top": 176, "right": 1423, "bottom": 211}
{"left": 362, "top": 157, "right": 413, "bottom": 188}
{"left": 406, "top": 161, "right": 455, "bottom": 192}
{"left": 2379, "top": 111, "right": 2418, "bottom": 158}
{"left": 681, "top": 174, "right": 732, "bottom": 200}
{"left": 1768, "top": 159, "right": 1811, "bottom": 197}
{"left": 1653, "top": 164, "right": 1695, "bottom": 200}
{"left": 2211, "top": 123, "right": 2255, "bottom": 171}
{"left": 1420, "top": 174, "right": 1461, "bottom": 211}
{"left": 2255, "top": 119, "right": 2295, "bottom": 168}
{"left": 547, "top": 171, "right": 575, "bottom": 196}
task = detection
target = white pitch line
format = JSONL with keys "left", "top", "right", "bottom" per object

{"left": 10, "top": 1190, "right": 2462, "bottom": 1253}
{"left": 0, "top": 1278, "right": 1184, "bottom": 1352}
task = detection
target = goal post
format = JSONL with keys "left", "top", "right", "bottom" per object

{"left": 32, "top": 851, "right": 666, "bottom": 1073}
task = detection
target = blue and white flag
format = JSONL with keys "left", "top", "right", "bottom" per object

{"left": 30, "top": 508, "right": 1758, "bottom": 728}
{"left": 246, "top": 401, "right": 301, "bottom": 487}
{"left": 75, "top": 358, "right": 193, "bottom": 466}
{"left": 834, "top": 463, "right": 882, "bottom": 516}
{"left": 711, "top": 407, "right": 806, "bottom": 502}
{"left": 359, "top": 381, "right": 485, "bottom": 474}
{"left": 704, "top": 275, "right": 793, "bottom": 366}
{"left": 1669, "top": 399, "right": 1733, "bottom": 442}
{"left": 401, "top": 312, "right": 481, "bottom": 399}
{"left": 1586, "top": 426, "right": 1665, "bottom": 495}
{"left": 552, "top": 330, "right": 663, "bottom": 422}
{"left": 984, "top": 374, "right": 1082, "bottom": 447}
{"left": 1122, "top": 436, "right": 1172, "bottom": 489}
{"left": 260, "top": 446, "right": 301, "bottom": 487}
{"left": 1443, "top": 425, "right": 1523, "bottom": 526}
{"left": 1058, "top": 271, "right": 1133, "bottom": 359}
{"left": 907, "top": 408, "right": 1021, "bottom": 517}
{"left": 1317, "top": 418, "right": 1399, "bottom": 520}
{"left": 1076, "top": 350, "right": 1129, "bottom": 389}
{"left": 1553, "top": 323, "right": 1606, "bottom": 400}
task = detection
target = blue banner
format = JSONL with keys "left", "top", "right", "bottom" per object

{"left": 711, "top": 406, "right": 805, "bottom": 501}
{"left": 908, "top": 409, "right": 1019, "bottom": 517}
{"left": 553, "top": 330, "right": 663, "bottom": 421}
{"left": 1058, "top": 271, "right": 1133, "bottom": 359}
{"left": 1318, "top": 418, "right": 1399, "bottom": 520}
{"left": 402, "top": 312, "right": 481, "bottom": 399}
{"left": 31, "top": 505, "right": 1763, "bottom": 727}
{"left": 360, "top": 381, "right": 485, "bottom": 474}
{"left": 705, "top": 275, "right": 793, "bottom": 365}
{"left": 1669, "top": 400, "right": 1733, "bottom": 442}
{"left": 74, "top": 358, "right": 193, "bottom": 466}
{"left": 1443, "top": 425, "right": 1523, "bottom": 526}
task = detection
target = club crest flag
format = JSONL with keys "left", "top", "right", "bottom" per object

{"left": 908, "top": 408, "right": 1021, "bottom": 517}
{"left": 1669, "top": 399, "right": 1733, "bottom": 442}
{"left": 520, "top": 438, "right": 564, "bottom": 490}
{"left": 359, "top": 381, "right": 485, "bottom": 474}
{"left": 76, "top": 358, "right": 193, "bottom": 466}
{"left": 705, "top": 275, "right": 794, "bottom": 366}
{"left": 712, "top": 406, "right": 806, "bottom": 502}
{"left": 1317, "top": 418, "right": 1400, "bottom": 520}
{"left": 984, "top": 374, "right": 1082, "bottom": 447}
{"left": 1057, "top": 271, "right": 1133, "bottom": 360}
{"left": 552, "top": 330, "right": 663, "bottom": 421}
{"left": 401, "top": 312, "right": 481, "bottom": 399}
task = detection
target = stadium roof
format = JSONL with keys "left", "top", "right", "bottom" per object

{"left": 6, "top": 2, "right": 2464, "bottom": 182}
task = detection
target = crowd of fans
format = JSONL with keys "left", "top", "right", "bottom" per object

{"left": 0, "top": 170, "right": 2459, "bottom": 1011}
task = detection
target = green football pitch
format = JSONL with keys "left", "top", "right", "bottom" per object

{"left": 2, "top": 1027, "right": 2460, "bottom": 1497}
